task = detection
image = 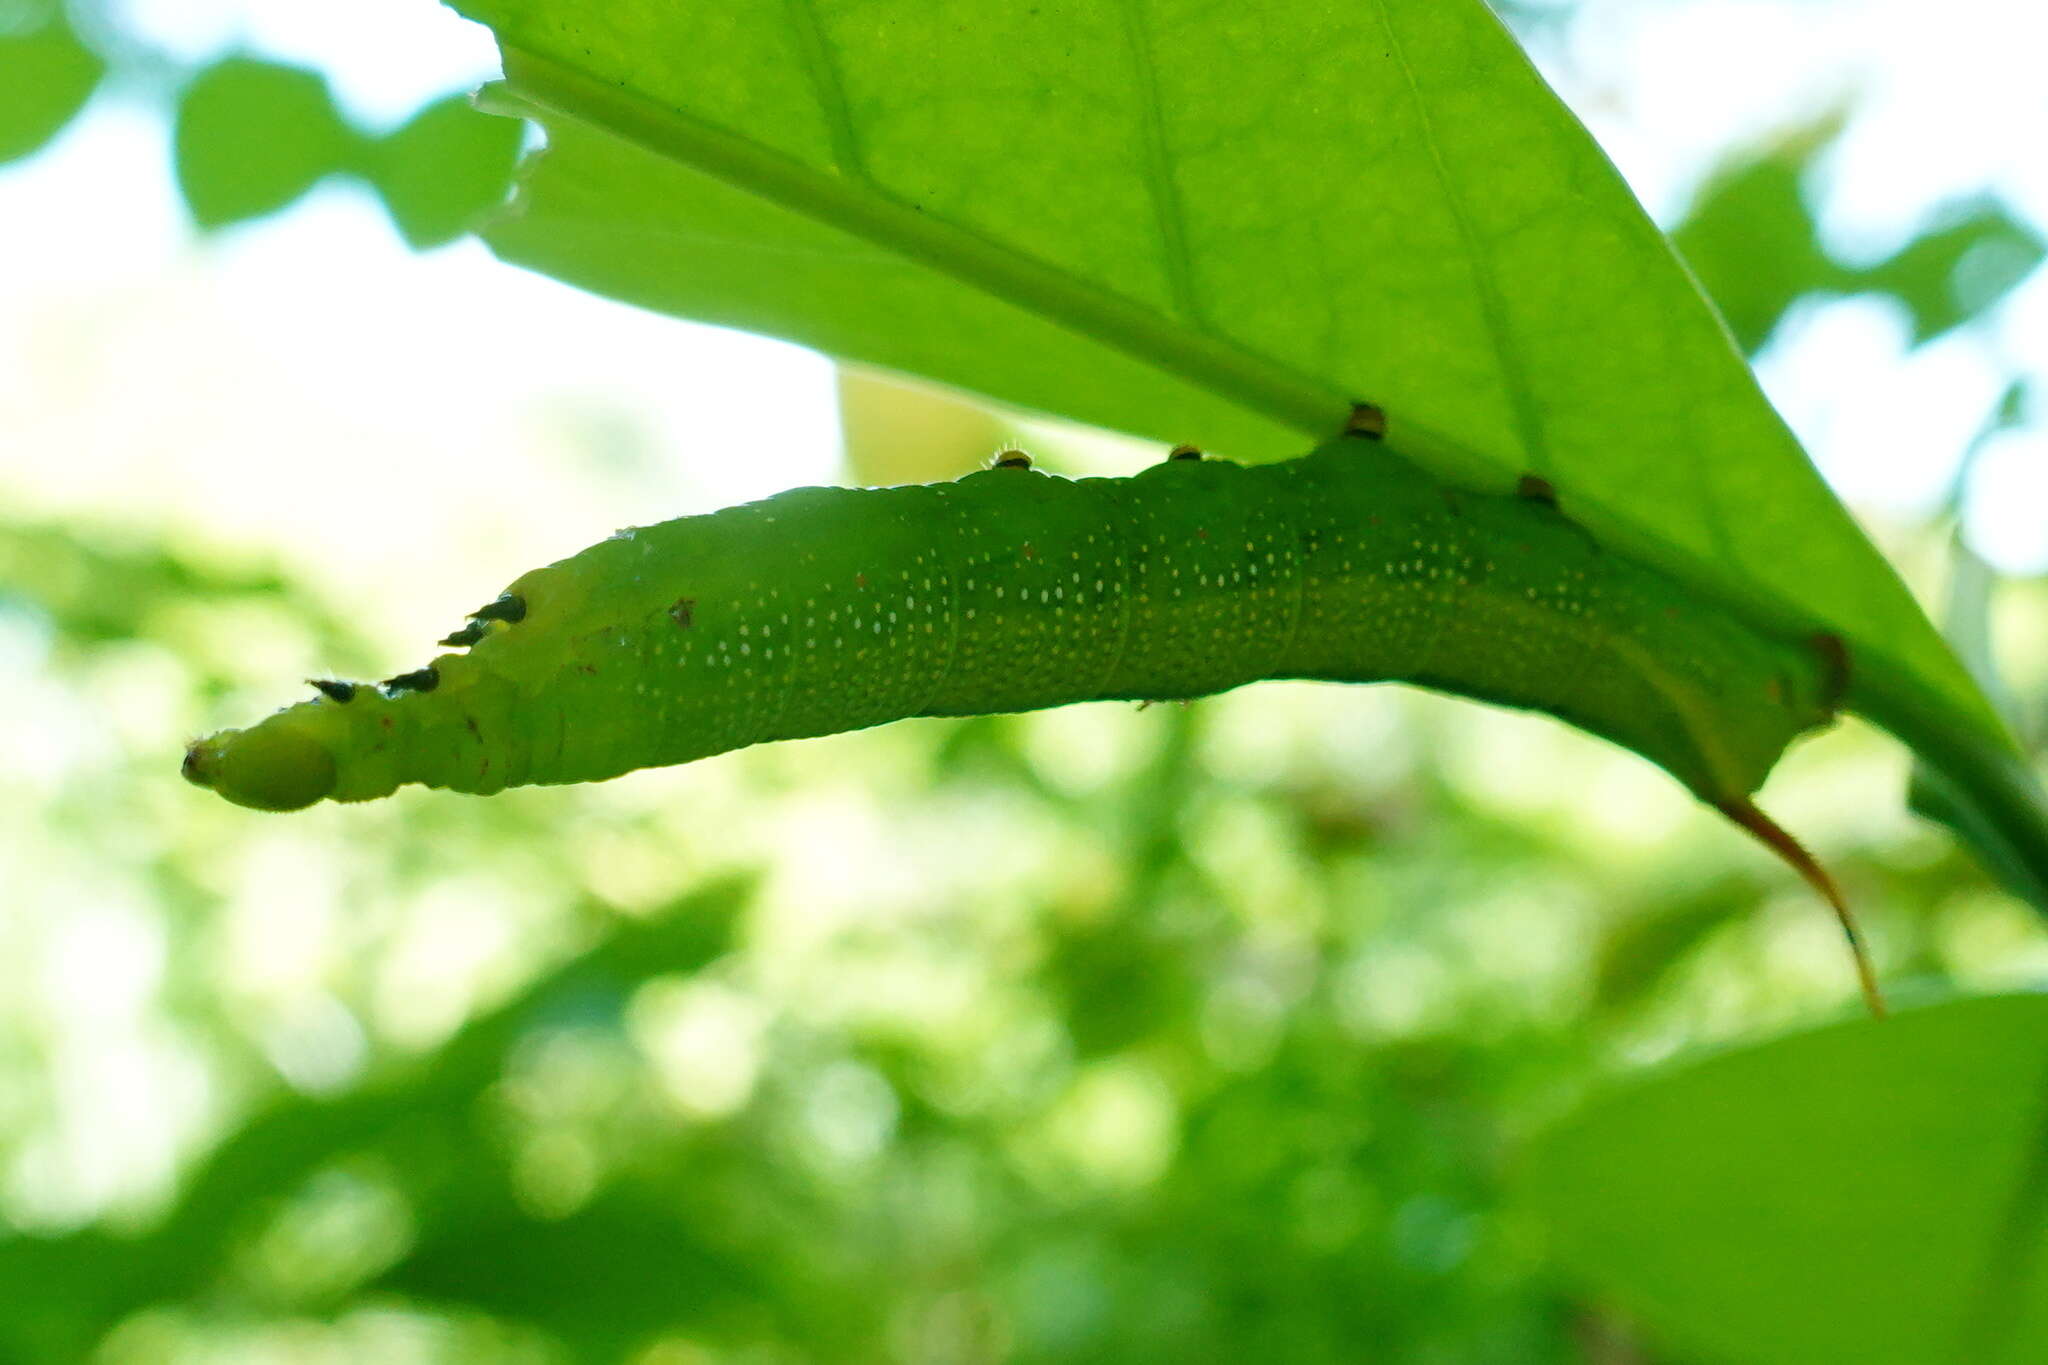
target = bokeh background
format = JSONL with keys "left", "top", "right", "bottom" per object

{"left": 3, "top": 0, "right": 2046, "bottom": 1361}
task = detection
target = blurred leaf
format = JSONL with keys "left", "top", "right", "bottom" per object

{"left": 1864, "top": 200, "right": 2045, "bottom": 345}
{"left": 1671, "top": 115, "right": 1847, "bottom": 354}
{"left": 1522, "top": 994, "right": 2048, "bottom": 1365}
{"left": 173, "top": 56, "right": 362, "bottom": 229}
{"left": 0, "top": 520, "right": 305, "bottom": 646}
{"left": 1911, "top": 531, "right": 2047, "bottom": 908}
{"left": 1586, "top": 872, "right": 1756, "bottom": 1015}
{"left": 383, "top": 1189, "right": 767, "bottom": 1357}
{"left": 1677, "top": 117, "right": 2043, "bottom": 356}
{"left": 0, "top": 4, "right": 103, "bottom": 165}
{"left": 368, "top": 93, "right": 524, "bottom": 248}
{"left": 836, "top": 367, "right": 1009, "bottom": 486}
{"left": 455, "top": 0, "right": 2041, "bottom": 900}
{"left": 1907, "top": 390, "right": 2045, "bottom": 906}
{"left": 1045, "top": 914, "right": 1194, "bottom": 1058}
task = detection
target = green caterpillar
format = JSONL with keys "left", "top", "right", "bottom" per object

{"left": 185, "top": 410, "right": 1882, "bottom": 1011}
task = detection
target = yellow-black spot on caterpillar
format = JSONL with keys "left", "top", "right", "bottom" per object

{"left": 1344, "top": 402, "right": 1388, "bottom": 440}
{"left": 1517, "top": 474, "right": 1559, "bottom": 508}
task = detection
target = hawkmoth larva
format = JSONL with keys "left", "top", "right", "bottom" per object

{"left": 184, "top": 424, "right": 1882, "bottom": 1014}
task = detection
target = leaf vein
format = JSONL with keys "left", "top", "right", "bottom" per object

{"left": 781, "top": 0, "right": 869, "bottom": 183}
{"left": 1114, "top": 0, "right": 1205, "bottom": 325}
{"left": 1369, "top": 1, "right": 1551, "bottom": 475}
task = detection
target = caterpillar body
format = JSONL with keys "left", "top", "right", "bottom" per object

{"left": 185, "top": 428, "right": 1843, "bottom": 810}
{"left": 184, "top": 424, "right": 1881, "bottom": 1011}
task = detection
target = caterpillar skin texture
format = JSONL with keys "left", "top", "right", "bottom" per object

{"left": 184, "top": 436, "right": 1839, "bottom": 814}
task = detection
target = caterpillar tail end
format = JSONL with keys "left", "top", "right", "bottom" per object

{"left": 182, "top": 727, "right": 337, "bottom": 812}
{"left": 1716, "top": 798, "right": 1888, "bottom": 1020}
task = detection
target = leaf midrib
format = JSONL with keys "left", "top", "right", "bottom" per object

{"left": 501, "top": 44, "right": 1354, "bottom": 441}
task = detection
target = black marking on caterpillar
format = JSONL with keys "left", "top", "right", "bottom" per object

{"left": 309, "top": 679, "right": 357, "bottom": 704}
{"left": 1809, "top": 631, "right": 1851, "bottom": 712}
{"left": 1168, "top": 444, "right": 1205, "bottom": 461}
{"left": 1516, "top": 474, "right": 1559, "bottom": 508}
{"left": 381, "top": 667, "right": 439, "bottom": 695}
{"left": 440, "top": 620, "right": 490, "bottom": 649}
{"left": 1344, "top": 402, "right": 1387, "bottom": 439}
{"left": 470, "top": 594, "right": 526, "bottom": 624}
{"left": 992, "top": 449, "right": 1034, "bottom": 469}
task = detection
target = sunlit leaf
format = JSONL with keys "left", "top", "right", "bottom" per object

{"left": 1521, "top": 994, "right": 2048, "bottom": 1365}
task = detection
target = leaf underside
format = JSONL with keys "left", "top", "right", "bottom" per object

{"left": 443, "top": 0, "right": 2045, "bottom": 893}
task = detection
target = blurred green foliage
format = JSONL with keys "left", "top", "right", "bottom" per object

{"left": 4, "top": 2, "right": 518, "bottom": 245}
{"left": 0, "top": 2, "right": 103, "bottom": 165}
{"left": 1672, "top": 116, "right": 2044, "bottom": 355}
{"left": 4, "top": 501, "right": 2044, "bottom": 1363}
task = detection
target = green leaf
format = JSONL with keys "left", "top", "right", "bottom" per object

{"left": 173, "top": 56, "right": 363, "bottom": 229}
{"left": 368, "top": 94, "right": 525, "bottom": 248}
{"left": 0, "top": 5, "right": 104, "bottom": 166}
{"left": 445, "top": 0, "right": 2047, "bottom": 892}
{"left": 1520, "top": 995, "right": 2048, "bottom": 1365}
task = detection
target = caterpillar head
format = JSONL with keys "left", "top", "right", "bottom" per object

{"left": 183, "top": 723, "right": 337, "bottom": 811}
